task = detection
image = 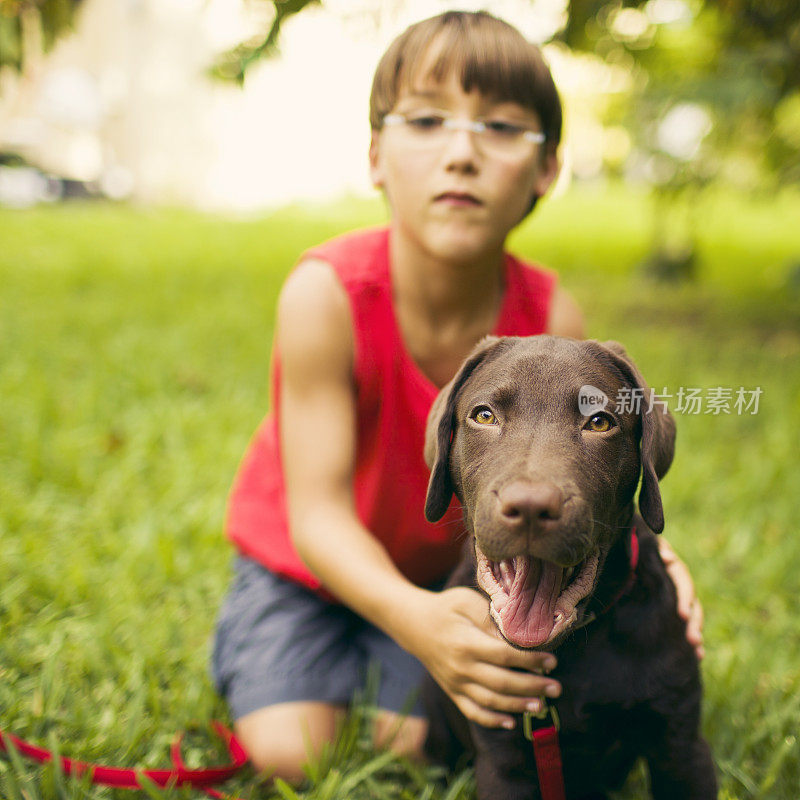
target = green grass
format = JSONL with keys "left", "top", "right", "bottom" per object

{"left": 1, "top": 183, "right": 799, "bottom": 798}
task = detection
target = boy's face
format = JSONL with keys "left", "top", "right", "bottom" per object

{"left": 370, "top": 62, "right": 559, "bottom": 264}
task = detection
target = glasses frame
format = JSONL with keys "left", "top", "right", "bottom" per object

{"left": 382, "top": 111, "right": 547, "bottom": 150}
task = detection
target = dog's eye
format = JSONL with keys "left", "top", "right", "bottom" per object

{"left": 585, "top": 413, "right": 615, "bottom": 432}
{"left": 471, "top": 407, "right": 497, "bottom": 425}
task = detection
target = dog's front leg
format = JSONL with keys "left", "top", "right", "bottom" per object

{"left": 646, "top": 729, "right": 717, "bottom": 799}
{"left": 471, "top": 723, "right": 543, "bottom": 800}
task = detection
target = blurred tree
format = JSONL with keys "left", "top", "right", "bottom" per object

{"left": 563, "top": 0, "right": 800, "bottom": 181}
{"left": 209, "top": 0, "right": 320, "bottom": 85}
{"left": 560, "top": 0, "right": 800, "bottom": 279}
{"left": 0, "top": 0, "right": 82, "bottom": 72}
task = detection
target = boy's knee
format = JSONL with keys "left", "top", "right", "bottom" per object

{"left": 234, "top": 702, "right": 345, "bottom": 783}
{"left": 373, "top": 711, "right": 428, "bottom": 758}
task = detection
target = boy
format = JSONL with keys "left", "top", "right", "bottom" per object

{"left": 212, "top": 10, "right": 702, "bottom": 782}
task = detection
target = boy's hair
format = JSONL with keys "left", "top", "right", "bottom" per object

{"left": 369, "top": 11, "right": 562, "bottom": 151}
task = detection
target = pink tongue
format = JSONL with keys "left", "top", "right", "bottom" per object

{"left": 500, "top": 558, "right": 564, "bottom": 647}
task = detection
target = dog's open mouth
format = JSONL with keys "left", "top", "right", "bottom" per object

{"left": 475, "top": 544, "right": 600, "bottom": 648}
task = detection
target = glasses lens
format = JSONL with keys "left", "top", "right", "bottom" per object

{"left": 401, "top": 113, "right": 448, "bottom": 146}
{"left": 480, "top": 120, "right": 535, "bottom": 158}
{"left": 386, "top": 113, "right": 539, "bottom": 158}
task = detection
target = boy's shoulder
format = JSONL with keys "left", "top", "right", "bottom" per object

{"left": 280, "top": 225, "right": 393, "bottom": 356}
{"left": 547, "top": 285, "right": 585, "bottom": 338}
{"left": 507, "top": 249, "right": 558, "bottom": 284}
{"left": 300, "top": 225, "right": 390, "bottom": 286}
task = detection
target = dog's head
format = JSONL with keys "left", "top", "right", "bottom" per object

{"left": 424, "top": 335, "right": 675, "bottom": 649}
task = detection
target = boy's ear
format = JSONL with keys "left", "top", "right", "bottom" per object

{"left": 533, "top": 148, "right": 560, "bottom": 198}
{"left": 520, "top": 150, "right": 560, "bottom": 224}
{"left": 368, "top": 131, "right": 384, "bottom": 188}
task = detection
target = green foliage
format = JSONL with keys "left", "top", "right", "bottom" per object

{"left": 0, "top": 0, "right": 81, "bottom": 72}
{"left": 716, "top": 0, "right": 800, "bottom": 95}
{"left": 562, "top": 0, "right": 800, "bottom": 187}
{"left": 0, "top": 189, "right": 799, "bottom": 797}
{"left": 208, "top": 0, "right": 321, "bottom": 85}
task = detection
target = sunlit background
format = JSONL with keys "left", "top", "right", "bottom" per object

{"left": 0, "top": 0, "right": 742, "bottom": 211}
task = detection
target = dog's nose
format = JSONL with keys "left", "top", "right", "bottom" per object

{"left": 498, "top": 481, "right": 564, "bottom": 528}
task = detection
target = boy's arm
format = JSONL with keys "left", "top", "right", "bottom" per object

{"left": 277, "top": 259, "right": 561, "bottom": 730}
{"left": 277, "top": 258, "right": 414, "bottom": 628}
{"left": 547, "top": 286, "right": 585, "bottom": 339}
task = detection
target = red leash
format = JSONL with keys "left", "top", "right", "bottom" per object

{"left": 523, "top": 705, "right": 565, "bottom": 800}
{"left": 0, "top": 721, "right": 247, "bottom": 797}
{"left": 523, "top": 526, "right": 639, "bottom": 800}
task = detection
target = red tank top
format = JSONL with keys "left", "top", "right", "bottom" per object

{"left": 226, "top": 226, "right": 557, "bottom": 595}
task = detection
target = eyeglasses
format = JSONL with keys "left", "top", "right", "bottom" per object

{"left": 382, "top": 110, "right": 546, "bottom": 158}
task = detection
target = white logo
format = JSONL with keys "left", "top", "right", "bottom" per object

{"left": 578, "top": 385, "right": 609, "bottom": 416}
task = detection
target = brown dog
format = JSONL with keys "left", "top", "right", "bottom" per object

{"left": 423, "top": 335, "right": 716, "bottom": 799}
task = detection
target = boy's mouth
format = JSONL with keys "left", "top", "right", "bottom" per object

{"left": 475, "top": 542, "right": 599, "bottom": 648}
{"left": 434, "top": 191, "right": 482, "bottom": 206}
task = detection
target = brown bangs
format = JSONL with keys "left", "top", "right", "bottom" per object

{"left": 370, "top": 11, "right": 562, "bottom": 146}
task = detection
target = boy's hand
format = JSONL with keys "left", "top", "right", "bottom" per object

{"left": 659, "top": 538, "right": 705, "bottom": 660}
{"left": 408, "top": 586, "right": 561, "bottom": 730}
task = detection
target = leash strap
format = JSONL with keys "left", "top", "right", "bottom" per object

{"left": 0, "top": 721, "right": 247, "bottom": 794}
{"left": 532, "top": 726, "right": 566, "bottom": 800}
{"left": 524, "top": 706, "right": 565, "bottom": 800}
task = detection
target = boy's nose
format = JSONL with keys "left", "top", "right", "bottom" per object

{"left": 442, "top": 128, "right": 482, "bottom": 170}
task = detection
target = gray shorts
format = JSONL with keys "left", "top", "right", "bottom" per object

{"left": 211, "top": 556, "right": 428, "bottom": 720}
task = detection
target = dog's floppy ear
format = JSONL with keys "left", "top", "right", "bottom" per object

{"left": 424, "top": 336, "right": 509, "bottom": 522}
{"left": 596, "top": 340, "right": 676, "bottom": 533}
